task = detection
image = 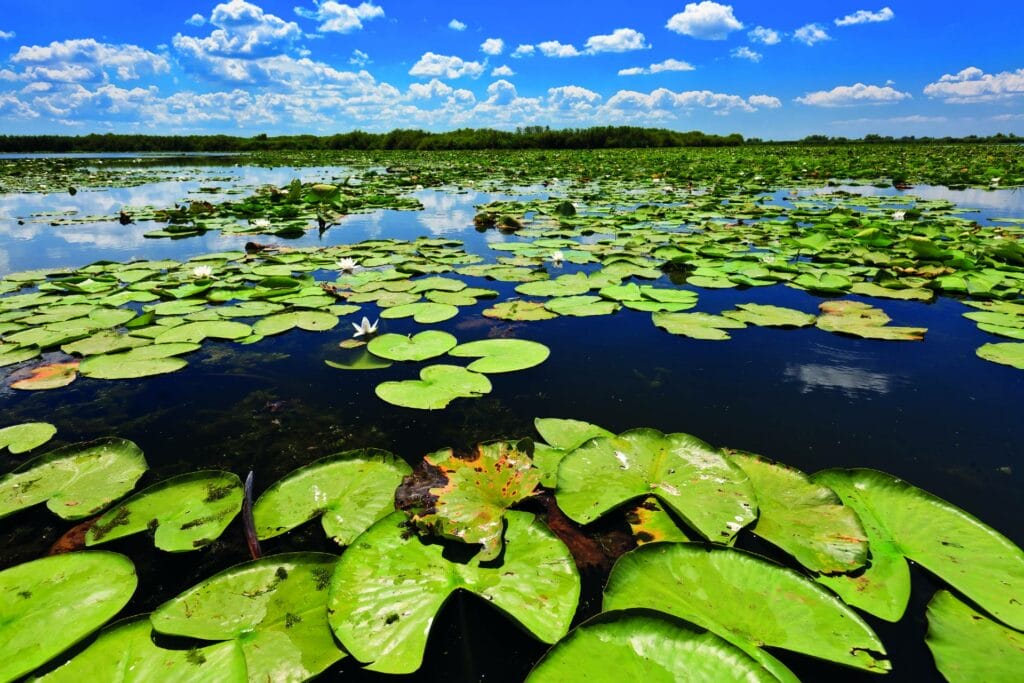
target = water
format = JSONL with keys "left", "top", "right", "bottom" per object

{"left": 0, "top": 160, "right": 1021, "bottom": 682}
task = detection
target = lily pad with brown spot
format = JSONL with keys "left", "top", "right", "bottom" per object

{"left": 11, "top": 361, "right": 79, "bottom": 390}
{"left": 482, "top": 301, "right": 557, "bottom": 321}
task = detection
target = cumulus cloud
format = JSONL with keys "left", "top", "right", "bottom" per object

{"left": 923, "top": 66, "right": 1024, "bottom": 103}
{"left": 548, "top": 85, "right": 602, "bottom": 115}
{"left": 537, "top": 41, "right": 581, "bottom": 58}
{"left": 349, "top": 49, "right": 369, "bottom": 67}
{"left": 294, "top": 1, "right": 384, "bottom": 34}
{"left": 409, "top": 52, "right": 485, "bottom": 79}
{"left": 511, "top": 44, "right": 535, "bottom": 58}
{"left": 796, "top": 83, "right": 911, "bottom": 106}
{"left": 176, "top": 0, "right": 301, "bottom": 58}
{"left": 0, "top": 92, "right": 37, "bottom": 118}
{"left": 8, "top": 39, "right": 170, "bottom": 83}
{"left": 731, "top": 47, "right": 761, "bottom": 62}
{"left": 835, "top": 7, "right": 894, "bottom": 26}
{"left": 666, "top": 2, "right": 743, "bottom": 40}
{"left": 748, "top": 26, "right": 780, "bottom": 45}
{"left": 448, "top": 18, "right": 466, "bottom": 31}
{"left": 618, "top": 58, "right": 695, "bottom": 76}
{"left": 491, "top": 65, "right": 515, "bottom": 77}
{"left": 481, "top": 38, "right": 504, "bottom": 55}
{"left": 186, "top": 13, "right": 206, "bottom": 27}
{"left": 747, "top": 94, "right": 781, "bottom": 109}
{"left": 604, "top": 87, "right": 773, "bottom": 115}
{"left": 584, "top": 28, "right": 648, "bottom": 53}
{"left": 793, "top": 23, "right": 831, "bottom": 46}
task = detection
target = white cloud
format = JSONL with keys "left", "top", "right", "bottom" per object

{"left": 186, "top": 13, "right": 206, "bottom": 27}
{"left": 835, "top": 7, "right": 894, "bottom": 26}
{"left": 748, "top": 26, "right": 780, "bottom": 45}
{"left": 584, "top": 28, "right": 648, "bottom": 53}
{"left": 748, "top": 94, "right": 781, "bottom": 109}
{"left": 731, "top": 47, "right": 761, "bottom": 62}
{"left": 295, "top": 1, "right": 384, "bottom": 34}
{"left": 796, "top": 83, "right": 911, "bottom": 106}
{"left": 448, "top": 18, "right": 466, "bottom": 31}
{"left": 604, "top": 87, "right": 774, "bottom": 115}
{"left": 481, "top": 38, "right": 504, "bottom": 55}
{"left": 793, "top": 23, "right": 831, "bottom": 46}
{"left": 491, "top": 65, "right": 515, "bottom": 77}
{"left": 618, "top": 58, "right": 695, "bottom": 76}
{"left": 537, "top": 41, "right": 581, "bottom": 58}
{"left": 405, "top": 78, "right": 474, "bottom": 105}
{"left": 9, "top": 39, "right": 170, "bottom": 83}
{"left": 548, "top": 85, "right": 602, "bottom": 115}
{"left": 923, "top": 66, "right": 1024, "bottom": 103}
{"left": 0, "top": 30, "right": 15, "bottom": 40}
{"left": 408, "top": 52, "right": 485, "bottom": 80}
{"left": 666, "top": 2, "right": 743, "bottom": 40}
{"left": 176, "top": 0, "right": 301, "bottom": 58}
{"left": 349, "top": 49, "right": 369, "bottom": 67}
{"left": 0, "top": 92, "right": 37, "bottom": 118}
{"left": 511, "top": 44, "right": 535, "bottom": 58}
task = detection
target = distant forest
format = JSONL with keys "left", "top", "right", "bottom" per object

{"left": 0, "top": 126, "right": 1019, "bottom": 153}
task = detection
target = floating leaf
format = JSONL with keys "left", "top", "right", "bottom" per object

{"left": 396, "top": 441, "right": 541, "bottom": 561}
{"left": 367, "top": 331, "right": 457, "bottom": 362}
{"left": 482, "top": 300, "right": 557, "bottom": 321}
{"left": 379, "top": 302, "right": 459, "bottom": 323}
{"left": 156, "top": 320, "right": 252, "bottom": 343}
{"left": 625, "top": 497, "right": 692, "bottom": 545}
{"left": 722, "top": 304, "right": 816, "bottom": 328}
{"left": 329, "top": 510, "right": 579, "bottom": 674}
{"left": 37, "top": 617, "right": 247, "bottom": 683}
{"left": 375, "top": 364, "right": 491, "bottom": 409}
{"left": 0, "top": 422, "right": 56, "bottom": 455}
{"left": 527, "top": 611, "right": 776, "bottom": 683}
{"left": 86, "top": 471, "right": 242, "bottom": 552}
{"left": 79, "top": 343, "right": 198, "bottom": 380}
{"left": 515, "top": 273, "right": 591, "bottom": 297}
{"left": 545, "top": 295, "right": 619, "bottom": 317}
{"left": 604, "top": 544, "right": 890, "bottom": 674}
{"left": 976, "top": 342, "right": 1024, "bottom": 369}
{"left": 812, "top": 469, "right": 1024, "bottom": 627}
{"left": 324, "top": 350, "right": 392, "bottom": 370}
{"left": 151, "top": 553, "right": 345, "bottom": 683}
{"left": 652, "top": 312, "right": 746, "bottom": 340}
{"left": 0, "top": 551, "right": 138, "bottom": 682}
{"left": 11, "top": 361, "right": 79, "bottom": 390}
{"left": 556, "top": 428, "right": 757, "bottom": 542}
{"left": 252, "top": 310, "right": 339, "bottom": 336}
{"left": 448, "top": 338, "right": 550, "bottom": 373}
{"left": 533, "top": 417, "right": 613, "bottom": 487}
{"left": 0, "top": 437, "right": 148, "bottom": 520}
{"left": 925, "top": 590, "right": 1024, "bottom": 683}
{"left": 61, "top": 331, "right": 150, "bottom": 356}
{"left": 816, "top": 301, "right": 926, "bottom": 341}
{"left": 254, "top": 449, "right": 410, "bottom": 545}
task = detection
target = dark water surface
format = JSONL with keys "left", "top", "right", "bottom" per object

{"left": 1, "top": 163, "right": 1021, "bottom": 682}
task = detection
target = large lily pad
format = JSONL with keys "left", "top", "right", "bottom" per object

{"left": 86, "top": 471, "right": 242, "bottom": 552}
{"left": 38, "top": 617, "right": 247, "bottom": 683}
{"left": 722, "top": 304, "right": 817, "bottom": 328}
{"left": 79, "top": 343, "right": 198, "bottom": 379}
{"left": 0, "top": 437, "right": 148, "bottom": 520}
{"left": 527, "top": 611, "right": 777, "bottom": 682}
{"left": 976, "top": 342, "right": 1024, "bottom": 369}
{"left": 652, "top": 312, "right": 746, "bottom": 340}
{"left": 375, "top": 364, "right": 491, "bottom": 409}
{"left": 545, "top": 295, "right": 619, "bottom": 317}
{"left": 254, "top": 449, "right": 410, "bottom": 545}
{"left": 482, "top": 301, "right": 557, "bottom": 321}
{"left": 252, "top": 310, "right": 339, "bottom": 336}
{"left": 812, "top": 468, "right": 1024, "bottom": 628}
{"left": 156, "top": 320, "right": 252, "bottom": 343}
{"left": 329, "top": 510, "right": 579, "bottom": 674}
{"left": 0, "top": 422, "right": 56, "bottom": 454}
{"left": 379, "top": 302, "right": 459, "bottom": 323}
{"left": 0, "top": 551, "right": 138, "bottom": 682}
{"left": 925, "top": 590, "right": 1024, "bottom": 683}
{"left": 11, "top": 361, "right": 79, "bottom": 390}
{"left": 604, "top": 543, "right": 890, "bottom": 674}
{"left": 816, "top": 301, "right": 926, "bottom": 341}
{"left": 396, "top": 441, "right": 541, "bottom": 561}
{"left": 448, "top": 338, "right": 550, "bottom": 373}
{"left": 533, "top": 417, "right": 613, "bottom": 487}
{"left": 556, "top": 428, "right": 757, "bottom": 542}
{"left": 151, "top": 553, "right": 345, "bottom": 683}
{"left": 728, "top": 452, "right": 868, "bottom": 573}
{"left": 367, "top": 331, "right": 457, "bottom": 362}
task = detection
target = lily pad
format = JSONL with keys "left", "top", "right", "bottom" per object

{"left": 11, "top": 361, "right": 79, "bottom": 390}
{"left": 482, "top": 301, "right": 557, "bottom": 321}
{"left": 0, "top": 422, "right": 57, "bottom": 454}
{"left": 61, "top": 331, "right": 150, "bottom": 356}
{"left": 604, "top": 543, "right": 890, "bottom": 674}
{"left": 925, "top": 590, "right": 1024, "bottom": 683}
{"left": 367, "top": 331, "right": 458, "bottom": 362}
{"left": 329, "top": 510, "right": 579, "bottom": 674}
{"left": 79, "top": 343, "right": 198, "bottom": 379}
{"left": 151, "top": 553, "right": 345, "bottom": 683}
{"left": 375, "top": 364, "right": 491, "bottom": 409}
{"left": 626, "top": 497, "right": 692, "bottom": 545}
{"left": 545, "top": 295, "right": 619, "bottom": 317}
{"left": 379, "top": 302, "right": 459, "bottom": 323}
{"left": 0, "top": 551, "right": 138, "bottom": 683}
{"left": 254, "top": 449, "right": 410, "bottom": 545}
{"left": 652, "top": 312, "right": 746, "bottom": 340}
{"left": 448, "top": 338, "right": 550, "bottom": 373}
{"left": 515, "top": 273, "right": 591, "bottom": 297}
{"left": 976, "top": 342, "right": 1024, "bottom": 369}
{"left": 252, "top": 311, "right": 339, "bottom": 336}
{"left": 556, "top": 428, "right": 757, "bottom": 542}
{"left": 86, "top": 471, "right": 242, "bottom": 552}
{"left": 722, "top": 304, "right": 817, "bottom": 328}
{"left": 533, "top": 417, "right": 613, "bottom": 487}
{"left": 816, "top": 301, "right": 926, "bottom": 341}
{"left": 324, "top": 350, "right": 393, "bottom": 370}
{"left": 156, "top": 320, "right": 252, "bottom": 343}
{"left": 0, "top": 437, "right": 148, "bottom": 520}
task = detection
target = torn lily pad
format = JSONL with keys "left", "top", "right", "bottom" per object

{"left": 815, "top": 301, "right": 926, "bottom": 341}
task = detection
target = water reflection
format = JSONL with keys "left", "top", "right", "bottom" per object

{"left": 807, "top": 184, "right": 1024, "bottom": 215}
{"left": 784, "top": 363, "right": 893, "bottom": 397}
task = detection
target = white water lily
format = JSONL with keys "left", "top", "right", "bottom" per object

{"left": 191, "top": 265, "right": 214, "bottom": 279}
{"left": 352, "top": 316, "right": 379, "bottom": 338}
{"left": 251, "top": 218, "right": 271, "bottom": 228}
{"left": 551, "top": 250, "right": 565, "bottom": 264}
{"left": 892, "top": 210, "right": 906, "bottom": 221}
{"left": 990, "top": 177, "right": 1001, "bottom": 187}
{"left": 337, "top": 257, "right": 359, "bottom": 272}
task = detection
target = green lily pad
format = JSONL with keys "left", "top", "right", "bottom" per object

{"left": 0, "top": 551, "right": 138, "bottom": 682}
{"left": 850, "top": 282, "right": 935, "bottom": 302}
{"left": 556, "top": 428, "right": 757, "bottom": 542}
{"left": 816, "top": 301, "right": 926, "bottom": 341}
{"left": 448, "top": 339, "right": 550, "bottom": 373}
{"left": 324, "top": 350, "right": 393, "bottom": 370}
{"left": 515, "top": 273, "right": 591, "bottom": 297}
{"left": 0, "top": 344, "right": 41, "bottom": 367}
{"left": 155, "top": 320, "right": 252, "bottom": 343}
{"left": 397, "top": 442, "right": 541, "bottom": 561}
{"left": 728, "top": 451, "right": 867, "bottom": 573}
{"left": 604, "top": 543, "right": 890, "bottom": 674}
{"left": 37, "top": 617, "right": 247, "bottom": 683}
{"left": 86, "top": 471, "right": 242, "bottom": 552}
{"left": 626, "top": 497, "right": 692, "bottom": 545}
{"left": 533, "top": 417, "right": 613, "bottom": 487}
{"left": 375, "top": 364, "right": 491, "bottom": 409}
{"left": 545, "top": 295, "right": 620, "bottom": 317}
{"left": 482, "top": 301, "right": 557, "bottom": 321}
{"left": 652, "top": 312, "right": 746, "bottom": 340}
{"left": 812, "top": 469, "right": 1024, "bottom": 627}
{"left": 0, "top": 422, "right": 57, "bottom": 455}
{"left": 151, "top": 553, "right": 345, "bottom": 683}
{"left": 11, "top": 361, "right": 79, "bottom": 390}
{"left": 252, "top": 311, "right": 339, "bottom": 336}
{"left": 329, "top": 510, "right": 579, "bottom": 674}
{"left": 61, "top": 331, "right": 150, "bottom": 356}
{"left": 722, "top": 304, "right": 817, "bottom": 328}
{"left": 367, "top": 331, "right": 457, "bottom": 362}
{"left": 254, "top": 449, "right": 410, "bottom": 545}
{"left": 925, "top": 590, "right": 1024, "bottom": 683}
{"left": 79, "top": 343, "right": 198, "bottom": 379}
{"left": 379, "top": 302, "right": 459, "bottom": 323}
{"left": 527, "top": 611, "right": 777, "bottom": 682}
{"left": 976, "top": 342, "right": 1024, "bottom": 369}
{"left": 0, "top": 437, "right": 148, "bottom": 520}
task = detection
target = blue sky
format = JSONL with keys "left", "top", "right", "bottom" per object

{"left": 0, "top": 1, "right": 1021, "bottom": 138}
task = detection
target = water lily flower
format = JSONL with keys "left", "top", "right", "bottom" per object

{"left": 551, "top": 250, "right": 565, "bottom": 265}
{"left": 990, "top": 177, "right": 1001, "bottom": 187}
{"left": 352, "top": 317, "right": 379, "bottom": 338}
{"left": 191, "top": 265, "right": 214, "bottom": 279}
{"left": 892, "top": 210, "right": 906, "bottom": 221}
{"left": 337, "top": 257, "right": 359, "bottom": 272}
{"left": 251, "top": 218, "right": 271, "bottom": 228}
